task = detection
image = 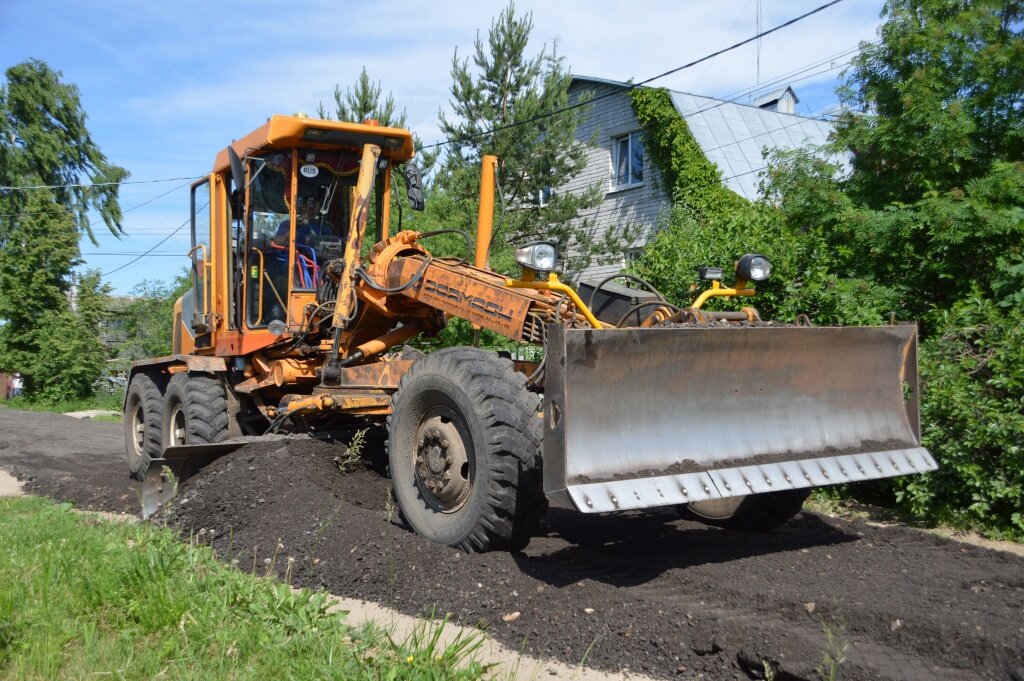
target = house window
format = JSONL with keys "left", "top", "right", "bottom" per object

{"left": 613, "top": 131, "right": 644, "bottom": 187}
{"left": 533, "top": 185, "right": 552, "bottom": 207}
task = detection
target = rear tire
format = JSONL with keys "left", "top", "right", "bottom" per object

{"left": 161, "top": 373, "right": 230, "bottom": 448}
{"left": 387, "top": 347, "right": 545, "bottom": 553}
{"left": 681, "top": 489, "right": 810, "bottom": 532}
{"left": 124, "top": 372, "right": 165, "bottom": 480}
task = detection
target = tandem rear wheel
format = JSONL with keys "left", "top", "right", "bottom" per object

{"left": 387, "top": 347, "right": 546, "bottom": 553}
{"left": 124, "top": 372, "right": 165, "bottom": 480}
{"left": 161, "top": 373, "right": 230, "bottom": 448}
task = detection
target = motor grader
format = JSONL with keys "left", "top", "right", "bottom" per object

{"left": 124, "top": 114, "right": 936, "bottom": 552}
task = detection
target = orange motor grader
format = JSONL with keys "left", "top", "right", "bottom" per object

{"left": 124, "top": 114, "right": 936, "bottom": 552}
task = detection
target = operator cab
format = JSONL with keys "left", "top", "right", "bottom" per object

{"left": 184, "top": 115, "right": 418, "bottom": 355}
{"left": 246, "top": 147, "right": 362, "bottom": 327}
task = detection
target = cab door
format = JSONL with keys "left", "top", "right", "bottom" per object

{"left": 189, "top": 177, "right": 214, "bottom": 349}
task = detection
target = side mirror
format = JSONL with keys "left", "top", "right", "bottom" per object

{"left": 402, "top": 164, "right": 425, "bottom": 211}
{"left": 227, "top": 146, "right": 246, "bottom": 195}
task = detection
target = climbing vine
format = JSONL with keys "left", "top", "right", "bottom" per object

{"left": 628, "top": 88, "right": 748, "bottom": 219}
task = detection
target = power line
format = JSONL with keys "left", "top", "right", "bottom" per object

{"left": 0, "top": 177, "right": 193, "bottom": 223}
{"left": 0, "top": 175, "right": 201, "bottom": 192}
{"left": 673, "top": 41, "right": 867, "bottom": 120}
{"left": 419, "top": 0, "right": 849, "bottom": 152}
{"left": 100, "top": 211, "right": 196, "bottom": 278}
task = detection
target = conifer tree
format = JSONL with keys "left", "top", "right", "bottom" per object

{"left": 435, "top": 3, "right": 616, "bottom": 278}
{"left": 0, "top": 60, "right": 122, "bottom": 400}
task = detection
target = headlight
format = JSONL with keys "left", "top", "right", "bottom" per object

{"left": 698, "top": 265, "right": 724, "bottom": 281}
{"left": 514, "top": 241, "right": 558, "bottom": 273}
{"left": 736, "top": 254, "right": 772, "bottom": 282}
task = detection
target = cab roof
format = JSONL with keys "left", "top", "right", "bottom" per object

{"left": 213, "top": 114, "right": 416, "bottom": 172}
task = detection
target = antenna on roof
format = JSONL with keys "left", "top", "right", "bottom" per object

{"left": 756, "top": 0, "right": 763, "bottom": 88}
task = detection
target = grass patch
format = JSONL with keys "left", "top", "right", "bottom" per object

{"left": 0, "top": 496, "right": 487, "bottom": 680}
{"left": 0, "top": 391, "right": 123, "bottom": 414}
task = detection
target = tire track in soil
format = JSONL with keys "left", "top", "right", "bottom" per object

{"left": 2, "top": 409, "right": 1022, "bottom": 681}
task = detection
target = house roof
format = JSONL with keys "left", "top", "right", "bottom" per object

{"left": 570, "top": 76, "right": 837, "bottom": 200}
{"left": 668, "top": 91, "right": 834, "bottom": 199}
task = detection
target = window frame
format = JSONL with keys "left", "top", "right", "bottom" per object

{"left": 612, "top": 131, "right": 644, "bottom": 189}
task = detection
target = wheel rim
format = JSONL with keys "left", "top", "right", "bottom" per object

{"left": 414, "top": 411, "right": 472, "bottom": 513}
{"left": 129, "top": 403, "right": 146, "bottom": 459}
{"left": 168, "top": 403, "right": 188, "bottom": 447}
{"left": 688, "top": 497, "right": 746, "bottom": 520}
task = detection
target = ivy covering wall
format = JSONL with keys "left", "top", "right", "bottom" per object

{"left": 628, "top": 88, "right": 748, "bottom": 219}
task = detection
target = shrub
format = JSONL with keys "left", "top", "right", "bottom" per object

{"left": 894, "top": 295, "right": 1024, "bottom": 539}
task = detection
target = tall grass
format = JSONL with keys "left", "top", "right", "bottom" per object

{"left": 0, "top": 497, "right": 486, "bottom": 680}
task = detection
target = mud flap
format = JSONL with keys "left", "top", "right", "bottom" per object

{"left": 541, "top": 324, "right": 936, "bottom": 513}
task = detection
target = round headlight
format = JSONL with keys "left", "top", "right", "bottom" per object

{"left": 736, "top": 254, "right": 772, "bottom": 282}
{"left": 268, "top": 319, "right": 287, "bottom": 337}
{"left": 514, "top": 241, "right": 558, "bottom": 272}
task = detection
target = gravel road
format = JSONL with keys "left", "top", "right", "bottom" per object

{"left": 1, "top": 407, "right": 1022, "bottom": 680}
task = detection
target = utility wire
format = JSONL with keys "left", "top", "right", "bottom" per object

{"left": 100, "top": 53, "right": 860, "bottom": 242}
{"left": 99, "top": 205, "right": 202, "bottom": 278}
{"left": 0, "top": 177, "right": 194, "bottom": 220}
{"left": 418, "top": 0, "right": 849, "bottom": 151}
{"left": 671, "top": 42, "right": 868, "bottom": 122}
{"left": 0, "top": 175, "right": 200, "bottom": 192}
{"left": 93, "top": 1, "right": 851, "bottom": 270}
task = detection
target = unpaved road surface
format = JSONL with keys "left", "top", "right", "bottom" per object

{"left": 2, "top": 408, "right": 1022, "bottom": 680}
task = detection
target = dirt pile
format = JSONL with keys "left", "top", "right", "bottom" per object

{"left": 158, "top": 438, "right": 752, "bottom": 679}
{"left": 158, "top": 437, "right": 1024, "bottom": 681}
{"left": 10, "top": 410, "right": 1019, "bottom": 680}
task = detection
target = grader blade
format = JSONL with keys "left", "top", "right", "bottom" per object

{"left": 542, "top": 324, "right": 936, "bottom": 513}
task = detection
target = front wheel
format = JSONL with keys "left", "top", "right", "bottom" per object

{"left": 387, "top": 347, "right": 545, "bottom": 553}
{"left": 681, "top": 489, "right": 810, "bottom": 532}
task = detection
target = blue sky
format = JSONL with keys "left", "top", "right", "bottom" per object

{"left": 0, "top": 0, "right": 884, "bottom": 294}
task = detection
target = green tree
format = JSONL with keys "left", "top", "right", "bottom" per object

{"left": 0, "top": 60, "right": 125, "bottom": 401}
{"left": 317, "top": 66, "right": 438, "bottom": 220}
{"left": 317, "top": 66, "right": 404, "bottom": 128}
{"left": 111, "top": 272, "right": 191, "bottom": 361}
{"left": 834, "top": 0, "right": 1024, "bottom": 208}
{"left": 435, "top": 3, "right": 610, "bottom": 278}
{"left": 0, "top": 59, "right": 128, "bottom": 242}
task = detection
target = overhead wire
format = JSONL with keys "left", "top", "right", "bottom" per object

{"left": 99, "top": 203, "right": 204, "bottom": 278}
{"left": 0, "top": 176, "right": 200, "bottom": 192}
{"left": 417, "top": 0, "right": 849, "bottom": 152}
{"left": 88, "top": 0, "right": 852, "bottom": 273}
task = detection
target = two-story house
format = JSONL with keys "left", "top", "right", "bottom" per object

{"left": 559, "top": 76, "right": 836, "bottom": 283}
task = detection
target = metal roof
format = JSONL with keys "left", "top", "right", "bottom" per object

{"left": 570, "top": 76, "right": 838, "bottom": 200}
{"left": 668, "top": 90, "right": 834, "bottom": 199}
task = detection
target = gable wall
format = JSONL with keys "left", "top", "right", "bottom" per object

{"left": 560, "top": 82, "right": 669, "bottom": 284}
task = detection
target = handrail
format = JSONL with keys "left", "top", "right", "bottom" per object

{"left": 249, "top": 247, "right": 265, "bottom": 326}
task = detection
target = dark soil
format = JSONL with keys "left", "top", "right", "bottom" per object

{"left": 0, "top": 407, "right": 139, "bottom": 513}
{"left": 3, "top": 408, "right": 1023, "bottom": 681}
{"left": 159, "top": 438, "right": 1024, "bottom": 681}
